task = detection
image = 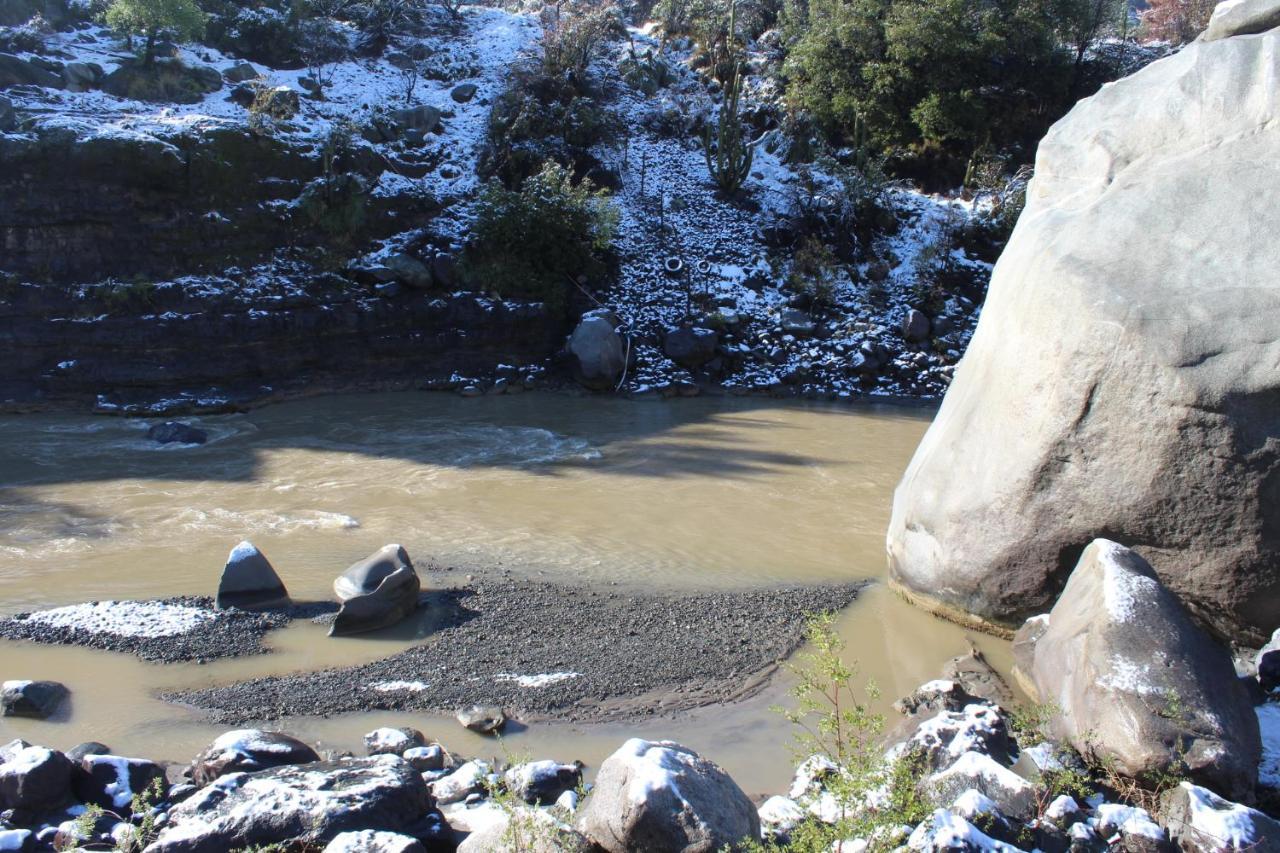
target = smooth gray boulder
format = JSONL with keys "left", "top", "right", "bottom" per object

{"left": 1, "top": 679, "right": 67, "bottom": 718}
{"left": 456, "top": 705, "right": 505, "bottom": 735}
{"left": 188, "top": 729, "right": 321, "bottom": 786}
{"left": 568, "top": 311, "right": 625, "bottom": 390}
{"left": 216, "top": 541, "right": 289, "bottom": 610}
{"left": 1163, "top": 782, "right": 1280, "bottom": 851}
{"left": 150, "top": 755, "right": 430, "bottom": 852}
{"left": 331, "top": 545, "right": 421, "bottom": 637}
{"left": 1013, "top": 540, "right": 1261, "bottom": 801}
{"left": 1202, "top": 0, "right": 1280, "bottom": 39}
{"left": 576, "top": 738, "right": 759, "bottom": 853}
{"left": 885, "top": 9, "right": 1280, "bottom": 645}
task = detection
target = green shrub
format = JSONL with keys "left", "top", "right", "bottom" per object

{"left": 106, "top": 0, "right": 205, "bottom": 63}
{"left": 787, "top": 236, "right": 838, "bottom": 309}
{"left": 462, "top": 161, "right": 618, "bottom": 314}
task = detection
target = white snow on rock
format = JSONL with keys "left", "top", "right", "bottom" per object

{"left": 82, "top": 755, "right": 142, "bottom": 809}
{"left": 21, "top": 600, "right": 214, "bottom": 637}
{"left": 1173, "top": 782, "right": 1276, "bottom": 849}
{"left": 617, "top": 738, "right": 694, "bottom": 808}
{"left": 758, "top": 795, "right": 805, "bottom": 833}
{"left": 1092, "top": 802, "right": 1166, "bottom": 841}
{"left": 495, "top": 671, "right": 580, "bottom": 688}
{"left": 0, "top": 830, "right": 32, "bottom": 852}
{"left": 1099, "top": 540, "right": 1161, "bottom": 624}
{"left": 907, "top": 808, "right": 1021, "bottom": 851}
{"left": 951, "top": 788, "right": 1000, "bottom": 820}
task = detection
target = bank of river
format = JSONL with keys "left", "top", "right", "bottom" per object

{"left": 0, "top": 393, "right": 1012, "bottom": 793}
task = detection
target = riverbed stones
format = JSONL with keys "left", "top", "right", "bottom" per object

{"left": 1013, "top": 540, "right": 1261, "bottom": 801}
{"left": 151, "top": 755, "right": 431, "bottom": 852}
{"left": 72, "top": 754, "right": 167, "bottom": 814}
{"left": 885, "top": 10, "right": 1280, "bottom": 644}
{"left": 0, "top": 680, "right": 67, "bottom": 719}
{"left": 147, "top": 421, "right": 207, "bottom": 445}
{"left": 576, "top": 738, "right": 760, "bottom": 853}
{"left": 331, "top": 545, "right": 421, "bottom": 637}
{"left": 0, "top": 746, "right": 72, "bottom": 811}
{"left": 456, "top": 705, "right": 505, "bottom": 735}
{"left": 188, "top": 729, "right": 321, "bottom": 786}
{"left": 568, "top": 311, "right": 626, "bottom": 390}
{"left": 216, "top": 541, "right": 289, "bottom": 611}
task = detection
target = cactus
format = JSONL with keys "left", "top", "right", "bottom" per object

{"left": 702, "top": 57, "right": 754, "bottom": 196}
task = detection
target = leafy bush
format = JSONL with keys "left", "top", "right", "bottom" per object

{"left": 787, "top": 236, "right": 838, "bottom": 308}
{"left": 462, "top": 161, "right": 619, "bottom": 313}
{"left": 540, "top": 0, "right": 620, "bottom": 78}
{"left": 0, "top": 19, "right": 48, "bottom": 53}
{"left": 106, "top": 0, "right": 206, "bottom": 63}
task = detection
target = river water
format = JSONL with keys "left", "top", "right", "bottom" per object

{"left": 0, "top": 392, "right": 1010, "bottom": 793}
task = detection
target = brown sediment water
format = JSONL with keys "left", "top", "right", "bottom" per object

{"left": 0, "top": 392, "right": 1011, "bottom": 793}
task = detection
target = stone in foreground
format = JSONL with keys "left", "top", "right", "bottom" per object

{"left": 0, "top": 680, "right": 67, "bottom": 719}
{"left": 187, "top": 729, "right": 321, "bottom": 786}
{"left": 885, "top": 8, "right": 1280, "bottom": 644}
{"left": 0, "top": 746, "right": 72, "bottom": 811}
{"left": 73, "top": 754, "right": 168, "bottom": 814}
{"left": 576, "top": 738, "right": 759, "bottom": 853}
{"left": 1013, "top": 540, "right": 1261, "bottom": 801}
{"left": 331, "top": 544, "right": 421, "bottom": 637}
{"left": 216, "top": 541, "right": 289, "bottom": 611}
{"left": 1162, "top": 782, "right": 1280, "bottom": 852}
{"left": 150, "top": 755, "right": 431, "bottom": 852}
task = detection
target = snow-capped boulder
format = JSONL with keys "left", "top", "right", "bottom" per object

{"left": 576, "top": 739, "right": 759, "bottom": 853}
{"left": 330, "top": 545, "right": 421, "bottom": 637}
{"left": 568, "top": 311, "right": 626, "bottom": 390}
{"left": 402, "top": 745, "right": 445, "bottom": 772}
{"left": 0, "top": 746, "right": 72, "bottom": 811}
{"left": 72, "top": 754, "right": 168, "bottom": 814}
{"left": 907, "top": 808, "right": 1022, "bottom": 852}
{"left": 216, "top": 541, "right": 289, "bottom": 611}
{"left": 924, "top": 751, "right": 1039, "bottom": 822}
{"left": 323, "top": 829, "right": 426, "bottom": 852}
{"left": 429, "top": 760, "right": 489, "bottom": 806}
{"left": 504, "top": 760, "right": 583, "bottom": 805}
{"left": 758, "top": 795, "right": 805, "bottom": 841}
{"left": 1091, "top": 803, "right": 1170, "bottom": 850}
{"left": 885, "top": 5, "right": 1280, "bottom": 644}
{"left": 1162, "top": 782, "right": 1280, "bottom": 851}
{"left": 1012, "top": 540, "right": 1261, "bottom": 801}
{"left": 892, "top": 702, "right": 1013, "bottom": 773}
{"left": 363, "top": 727, "right": 426, "bottom": 757}
{"left": 0, "top": 680, "right": 67, "bottom": 719}
{"left": 188, "top": 729, "right": 321, "bottom": 786}
{"left": 150, "top": 755, "right": 431, "bottom": 852}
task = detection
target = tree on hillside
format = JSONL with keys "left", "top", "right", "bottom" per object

{"left": 1052, "top": 0, "right": 1128, "bottom": 92}
{"left": 106, "top": 0, "right": 205, "bottom": 64}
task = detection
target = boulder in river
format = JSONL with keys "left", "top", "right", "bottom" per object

{"left": 456, "top": 705, "right": 505, "bottom": 735}
{"left": 0, "top": 680, "right": 67, "bottom": 719}
{"left": 147, "top": 421, "right": 208, "bottom": 445}
{"left": 216, "top": 541, "right": 289, "bottom": 611}
{"left": 885, "top": 3, "right": 1280, "bottom": 644}
{"left": 188, "top": 729, "right": 321, "bottom": 786}
{"left": 363, "top": 727, "right": 426, "bottom": 757}
{"left": 576, "top": 738, "right": 760, "bottom": 853}
{"left": 568, "top": 311, "right": 626, "bottom": 391}
{"left": 152, "top": 755, "right": 432, "bottom": 852}
{"left": 331, "top": 545, "right": 421, "bottom": 637}
{"left": 1013, "top": 540, "right": 1261, "bottom": 802}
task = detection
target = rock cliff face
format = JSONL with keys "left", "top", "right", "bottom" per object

{"left": 886, "top": 0, "right": 1280, "bottom": 643}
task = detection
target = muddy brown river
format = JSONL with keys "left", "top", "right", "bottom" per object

{"left": 0, "top": 392, "right": 1011, "bottom": 793}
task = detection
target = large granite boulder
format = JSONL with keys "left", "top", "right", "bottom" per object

{"left": 216, "top": 541, "right": 289, "bottom": 610}
{"left": 331, "top": 545, "right": 421, "bottom": 636}
{"left": 568, "top": 311, "right": 626, "bottom": 391}
{"left": 188, "top": 729, "right": 321, "bottom": 786}
{"left": 150, "top": 755, "right": 431, "bottom": 852}
{"left": 576, "top": 739, "right": 759, "bottom": 852}
{"left": 1013, "top": 540, "right": 1261, "bottom": 801}
{"left": 885, "top": 3, "right": 1280, "bottom": 644}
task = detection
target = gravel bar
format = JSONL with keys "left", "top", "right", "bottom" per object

{"left": 167, "top": 577, "right": 864, "bottom": 724}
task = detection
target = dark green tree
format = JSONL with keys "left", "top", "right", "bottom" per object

{"left": 106, "top": 0, "right": 205, "bottom": 64}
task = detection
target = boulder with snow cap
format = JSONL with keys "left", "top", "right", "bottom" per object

{"left": 331, "top": 545, "right": 421, "bottom": 637}
{"left": 149, "top": 755, "right": 431, "bottom": 852}
{"left": 1090, "top": 803, "right": 1171, "bottom": 852}
{"left": 0, "top": 746, "right": 72, "bottom": 811}
{"left": 758, "top": 795, "right": 805, "bottom": 843}
{"left": 72, "top": 755, "right": 167, "bottom": 814}
{"left": 924, "top": 751, "right": 1039, "bottom": 823}
{"left": 402, "top": 745, "right": 445, "bottom": 772}
{"left": 363, "top": 727, "right": 426, "bottom": 757}
{"left": 0, "top": 680, "right": 67, "bottom": 719}
{"left": 1162, "top": 782, "right": 1280, "bottom": 852}
{"left": 188, "top": 729, "right": 321, "bottom": 786}
{"left": 429, "top": 760, "right": 489, "bottom": 806}
{"left": 1012, "top": 540, "right": 1261, "bottom": 802}
{"left": 885, "top": 8, "right": 1280, "bottom": 645}
{"left": 504, "top": 760, "right": 583, "bottom": 805}
{"left": 323, "top": 829, "right": 426, "bottom": 852}
{"left": 216, "top": 541, "right": 289, "bottom": 611}
{"left": 907, "top": 808, "right": 1023, "bottom": 852}
{"left": 890, "top": 701, "right": 1014, "bottom": 773}
{"left": 575, "top": 738, "right": 759, "bottom": 853}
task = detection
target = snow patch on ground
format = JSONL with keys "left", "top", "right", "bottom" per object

{"left": 495, "top": 671, "right": 580, "bottom": 688}
{"left": 22, "top": 600, "right": 215, "bottom": 637}
{"left": 369, "top": 680, "right": 430, "bottom": 693}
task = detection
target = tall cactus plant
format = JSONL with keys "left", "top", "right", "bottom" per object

{"left": 702, "top": 58, "right": 754, "bottom": 196}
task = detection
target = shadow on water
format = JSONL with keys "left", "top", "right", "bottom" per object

{"left": 0, "top": 393, "right": 936, "bottom": 492}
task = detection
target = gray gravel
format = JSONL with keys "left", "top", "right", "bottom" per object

{"left": 0, "top": 597, "right": 332, "bottom": 663}
{"left": 167, "top": 577, "right": 863, "bottom": 724}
